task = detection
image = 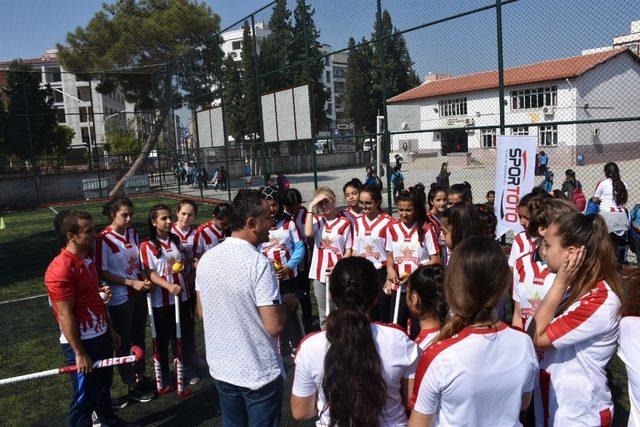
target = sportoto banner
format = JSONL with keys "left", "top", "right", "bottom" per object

{"left": 494, "top": 135, "right": 537, "bottom": 239}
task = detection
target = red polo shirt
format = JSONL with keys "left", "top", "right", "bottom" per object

{"left": 45, "top": 249, "right": 108, "bottom": 343}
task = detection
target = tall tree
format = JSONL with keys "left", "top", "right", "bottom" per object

{"left": 57, "top": 0, "right": 221, "bottom": 196}
{"left": 344, "top": 37, "right": 377, "bottom": 135}
{"left": 0, "top": 60, "right": 58, "bottom": 159}
{"left": 291, "top": 0, "right": 329, "bottom": 133}
{"left": 259, "top": 0, "right": 293, "bottom": 92}
{"left": 240, "top": 20, "right": 260, "bottom": 142}
{"left": 221, "top": 54, "right": 245, "bottom": 144}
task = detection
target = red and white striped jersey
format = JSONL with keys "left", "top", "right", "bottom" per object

{"left": 508, "top": 231, "right": 536, "bottom": 267}
{"left": 287, "top": 206, "right": 309, "bottom": 271}
{"left": 193, "top": 220, "right": 225, "bottom": 258}
{"left": 259, "top": 217, "right": 303, "bottom": 280}
{"left": 386, "top": 221, "right": 439, "bottom": 279}
{"left": 535, "top": 281, "right": 621, "bottom": 426}
{"left": 172, "top": 224, "right": 196, "bottom": 263}
{"left": 308, "top": 215, "right": 353, "bottom": 283}
{"left": 140, "top": 238, "right": 189, "bottom": 308}
{"left": 353, "top": 213, "right": 393, "bottom": 270}
{"left": 339, "top": 207, "right": 362, "bottom": 228}
{"left": 94, "top": 226, "right": 142, "bottom": 306}
{"left": 512, "top": 250, "right": 554, "bottom": 330}
{"left": 415, "top": 326, "right": 441, "bottom": 351}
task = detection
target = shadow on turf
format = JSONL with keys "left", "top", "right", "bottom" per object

{"left": 132, "top": 384, "right": 221, "bottom": 426}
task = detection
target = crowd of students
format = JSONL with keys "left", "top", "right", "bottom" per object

{"left": 43, "top": 164, "right": 640, "bottom": 427}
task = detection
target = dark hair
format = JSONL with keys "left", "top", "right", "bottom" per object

{"left": 565, "top": 169, "right": 576, "bottom": 182}
{"left": 147, "top": 204, "right": 181, "bottom": 253}
{"left": 474, "top": 203, "right": 497, "bottom": 238}
{"left": 621, "top": 271, "right": 640, "bottom": 317}
{"left": 526, "top": 197, "right": 575, "bottom": 238}
{"left": 407, "top": 265, "right": 448, "bottom": 324}
{"left": 54, "top": 209, "right": 71, "bottom": 248}
{"left": 552, "top": 189, "right": 568, "bottom": 200}
{"left": 604, "top": 162, "right": 627, "bottom": 206}
{"left": 448, "top": 183, "right": 472, "bottom": 203}
{"left": 178, "top": 199, "right": 198, "bottom": 215}
{"left": 212, "top": 203, "right": 232, "bottom": 220}
{"left": 283, "top": 188, "right": 303, "bottom": 207}
{"left": 438, "top": 236, "right": 511, "bottom": 341}
{"left": 59, "top": 211, "right": 93, "bottom": 244}
{"left": 102, "top": 196, "right": 134, "bottom": 218}
{"left": 361, "top": 185, "right": 382, "bottom": 208}
{"left": 518, "top": 192, "right": 536, "bottom": 208}
{"left": 530, "top": 187, "right": 548, "bottom": 197}
{"left": 396, "top": 185, "right": 429, "bottom": 242}
{"left": 229, "top": 189, "right": 265, "bottom": 232}
{"left": 324, "top": 257, "right": 385, "bottom": 427}
{"left": 552, "top": 213, "right": 622, "bottom": 310}
{"left": 343, "top": 178, "right": 363, "bottom": 194}
{"left": 428, "top": 184, "right": 447, "bottom": 209}
{"left": 441, "top": 203, "right": 488, "bottom": 249}
{"left": 487, "top": 190, "right": 495, "bottom": 197}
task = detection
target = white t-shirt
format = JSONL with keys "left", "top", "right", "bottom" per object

{"left": 293, "top": 323, "right": 420, "bottom": 427}
{"left": 196, "top": 237, "right": 284, "bottom": 389}
{"left": 412, "top": 323, "right": 538, "bottom": 427}
{"left": 619, "top": 316, "right": 640, "bottom": 427}
{"left": 308, "top": 215, "right": 353, "bottom": 283}
{"left": 414, "top": 326, "right": 441, "bottom": 352}
{"left": 593, "top": 178, "right": 627, "bottom": 211}
{"left": 386, "top": 221, "right": 439, "bottom": 280}
{"left": 94, "top": 226, "right": 141, "bottom": 306}
{"left": 512, "top": 250, "right": 555, "bottom": 330}
{"left": 508, "top": 231, "right": 536, "bottom": 267}
{"left": 535, "top": 281, "right": 621, "bottom": 427}
{"left": 353, "top": 213, "right": 393, "bottom": 269}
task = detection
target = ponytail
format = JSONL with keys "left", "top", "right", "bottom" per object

{"left": 103, "top": 196, "right": 134, "bottom": 219}
{"left": 396, "top": 184, "right": 429, "bottom": 241}
{"left": 604, "top": 162, "right": 627, "bottom": 206}
{"left": 407, "top": 265, "right": 448, "bottom": 324}
{"left": 323, "top": 257, "right": 385, "bottom": 427}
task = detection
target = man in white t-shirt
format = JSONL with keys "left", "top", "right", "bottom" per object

{"left": 196, "top": 189, "right": 298, "bottom": 427}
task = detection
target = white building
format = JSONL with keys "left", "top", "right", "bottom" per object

{"left": 0, "top": 49, "right": 126, "bottom": 153}
{"left": 220, "top": 21, "right": 270, "bottom": 59}
{"left": 582, "top": 20, "right": 640, "bottom": 56}
{"left": 387, "top": 48, "right": 640, "bottom": 166}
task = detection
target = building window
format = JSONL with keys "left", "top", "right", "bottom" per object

{"left": 333, "top": 67, "right": 345, "bottom": 79}
{"left": 326, "top": 70, "right": 331, "bottom": 83}
{"left": 77, "top": 86, "right": 92, "bottom": 102}
{"left": 45, "top": 68, "right": 62, "bottom": 83}
{"left": 438, "top": 98, "right": 467, "bottom": 117}
{"left": 327, "top": 88, "right": 332, "bottom": 98}
{"left": 231, "top": 40, "right": 242, "bottom": 50}
{"left": 334, "top": 81, "right": 345, "bottom": 93}
{"left": 539, "top": 125, "right": 558, "bottom": 146}
{"left": 512, "top": 126, "right": 529, "bottom": 135}
{"left": 335, "top": 96, "right": 344, "bottom": 111}
{"left": 326, "top": 103, "right": 333, "bottom": 115}
{"left": 56, "top": 108, "right": 66, "bottom": 123}
{"left": 324, "top": 57, "right": 330, "bottom": 67}
{"left": 511, "top": 86, "right": 557, "bottom": 110}
{"left": 481, "top": 129, "right": 497, "bottom": 148}
{"left": 79, "top": 107, "right": 93, "bottom": 123}
{"left": 53, "top": 91, "right": 64, "bottom": 103}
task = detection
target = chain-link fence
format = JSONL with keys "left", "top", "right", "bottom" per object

{"left": 1, "top": 0, "right": 639, "bottom": 210}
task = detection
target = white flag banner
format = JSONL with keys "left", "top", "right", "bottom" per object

{"left": 494, "top": 135, "right": 537, "bottom": 239}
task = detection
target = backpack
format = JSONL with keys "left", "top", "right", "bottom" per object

{"left": 571, "top": 188, "right": 586, "bottom": 212}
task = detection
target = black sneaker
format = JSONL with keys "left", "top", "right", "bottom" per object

{"left": 111, "top": 396, "right": 130, "bottom": 411}
{"left": 136, "top": 375, "right": 156, "bottom": 394}
{"left": 128, "top": 383, "right": 155, "bottom": 403}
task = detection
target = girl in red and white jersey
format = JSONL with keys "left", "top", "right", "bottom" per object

{"left": 339, "top": 178, "right": 363, "bottom": 227}
{"left": 172, "top": 200, "right": 198, "bottom": 293}
{"left": 619, "top": 274, "right": 640, "bottom": 427}
{"left": 405, "top": 265, "right": 447, "bottom": 350}
{"left": 140, "top": 204, "right": 197, "bottom": 385}
{"left": 386, "top": 185, "right": 440, "bottom": 328}
{"left": 292, "top": 257, "right": 420, "bottom": 427}
{"left": 439, "top": 202, "right": 488, "bottom": 267}
{"left": 531, "top": 213, "right": 623, "bottom": 426}
{"left": 427, "top": 185, "right": 447, "bottom": 266}
{"left": 409, "top": 236, "right": 538, "bottom": 427}
{"left": 508, "top": 192, "right": 538, "bottom": 267}
{"left": 95, "top": 197, "right": 154, "bottom": 402}
{"left": 352, "top": 185, "right": 394, "bottom": 321}
{"left": 192, "top": 203, "right": 231, "bottom": 260}
{"left": 304, "top": 187, "right": 352, "bottom": 328}
{"left": 512, "top": 197, "right": 575, "bottom": 331}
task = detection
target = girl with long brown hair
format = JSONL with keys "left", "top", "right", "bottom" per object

{"left": 409, "top": 236, "right": 537, "bottom": 426}
{"left": 619, "top": 272, "right": 640, "bottom": 427}
{"left": 531, "top": 213, "right": 623, "bottom": 426}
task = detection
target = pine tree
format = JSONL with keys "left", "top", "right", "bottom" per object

{"left": 344, "top": 38, "right": 377, "bottom": 135}
{"left": 222, "top": 54, "right": 245, "bottom": 144}
{"left": 259, "top": 0, "right": 293, "bottom": 92}
{"left": 291, "top": 0, "right": 329, "bottom": 133}
{"left": 240, "top": 20, "right": 260, "bottom": 141}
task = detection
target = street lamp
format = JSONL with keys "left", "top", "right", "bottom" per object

{"left": 50, "top": 86, "right": 94, "bottom": 158}
{"left": 103, "top": 108, "right": 134, "bottom": 134}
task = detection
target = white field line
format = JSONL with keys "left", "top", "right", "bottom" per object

{"left": 49, "top": 206, "right": 59, "bottom": 215}
{"left": 0, "top": 294, "right": 48, "bottom": 306}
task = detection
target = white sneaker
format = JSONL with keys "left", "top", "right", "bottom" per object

{"left": 91, "top": 411, "right": 101, "bottom": 427}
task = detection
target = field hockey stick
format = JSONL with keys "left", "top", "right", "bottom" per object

{"left": 174, "top": 294, "right": 192, "bottom": 398}
{"left": 325, "top": 269, "right": 331, "bottom": 317}
{"left": 293, "top": 290, "right": 307, "bottom": 337}
{"left": 0, "top": 346, "right": 143, "bottom": 386}
{"left": 147, "top": 294, "right": 173, "bottom": 395}
{"left": 392, "top": 276, "right": 410, "bottom": 325}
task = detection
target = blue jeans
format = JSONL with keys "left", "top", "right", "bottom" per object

{"left": 61, "top": 332, "right": 119, "bottom": 427}
{"left": 214, "top": 376, "right": 283, "bottom": 427}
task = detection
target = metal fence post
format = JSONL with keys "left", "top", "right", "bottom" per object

{"left": 189, "top": 56, "right": 201, "bottom": 167}
{"left": 214, "top": 43, "right": 233, "bottom": 202}
{"left": 496, "top": 0, "right": 506, "bottom": 135}
{"left": 301, "top": 0, "right": 319, "bottom": 190}
{"left": 376, "top": 0, "right": 393, "bottom": 212}
{"left": 88, "top": 79, "right": 104, "bottom": 197}
{"left": 251, "top": 14, "right": 268, "bottom": 181}
{"left": 20, "top": 72, "right": 41, "bottom": 204}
